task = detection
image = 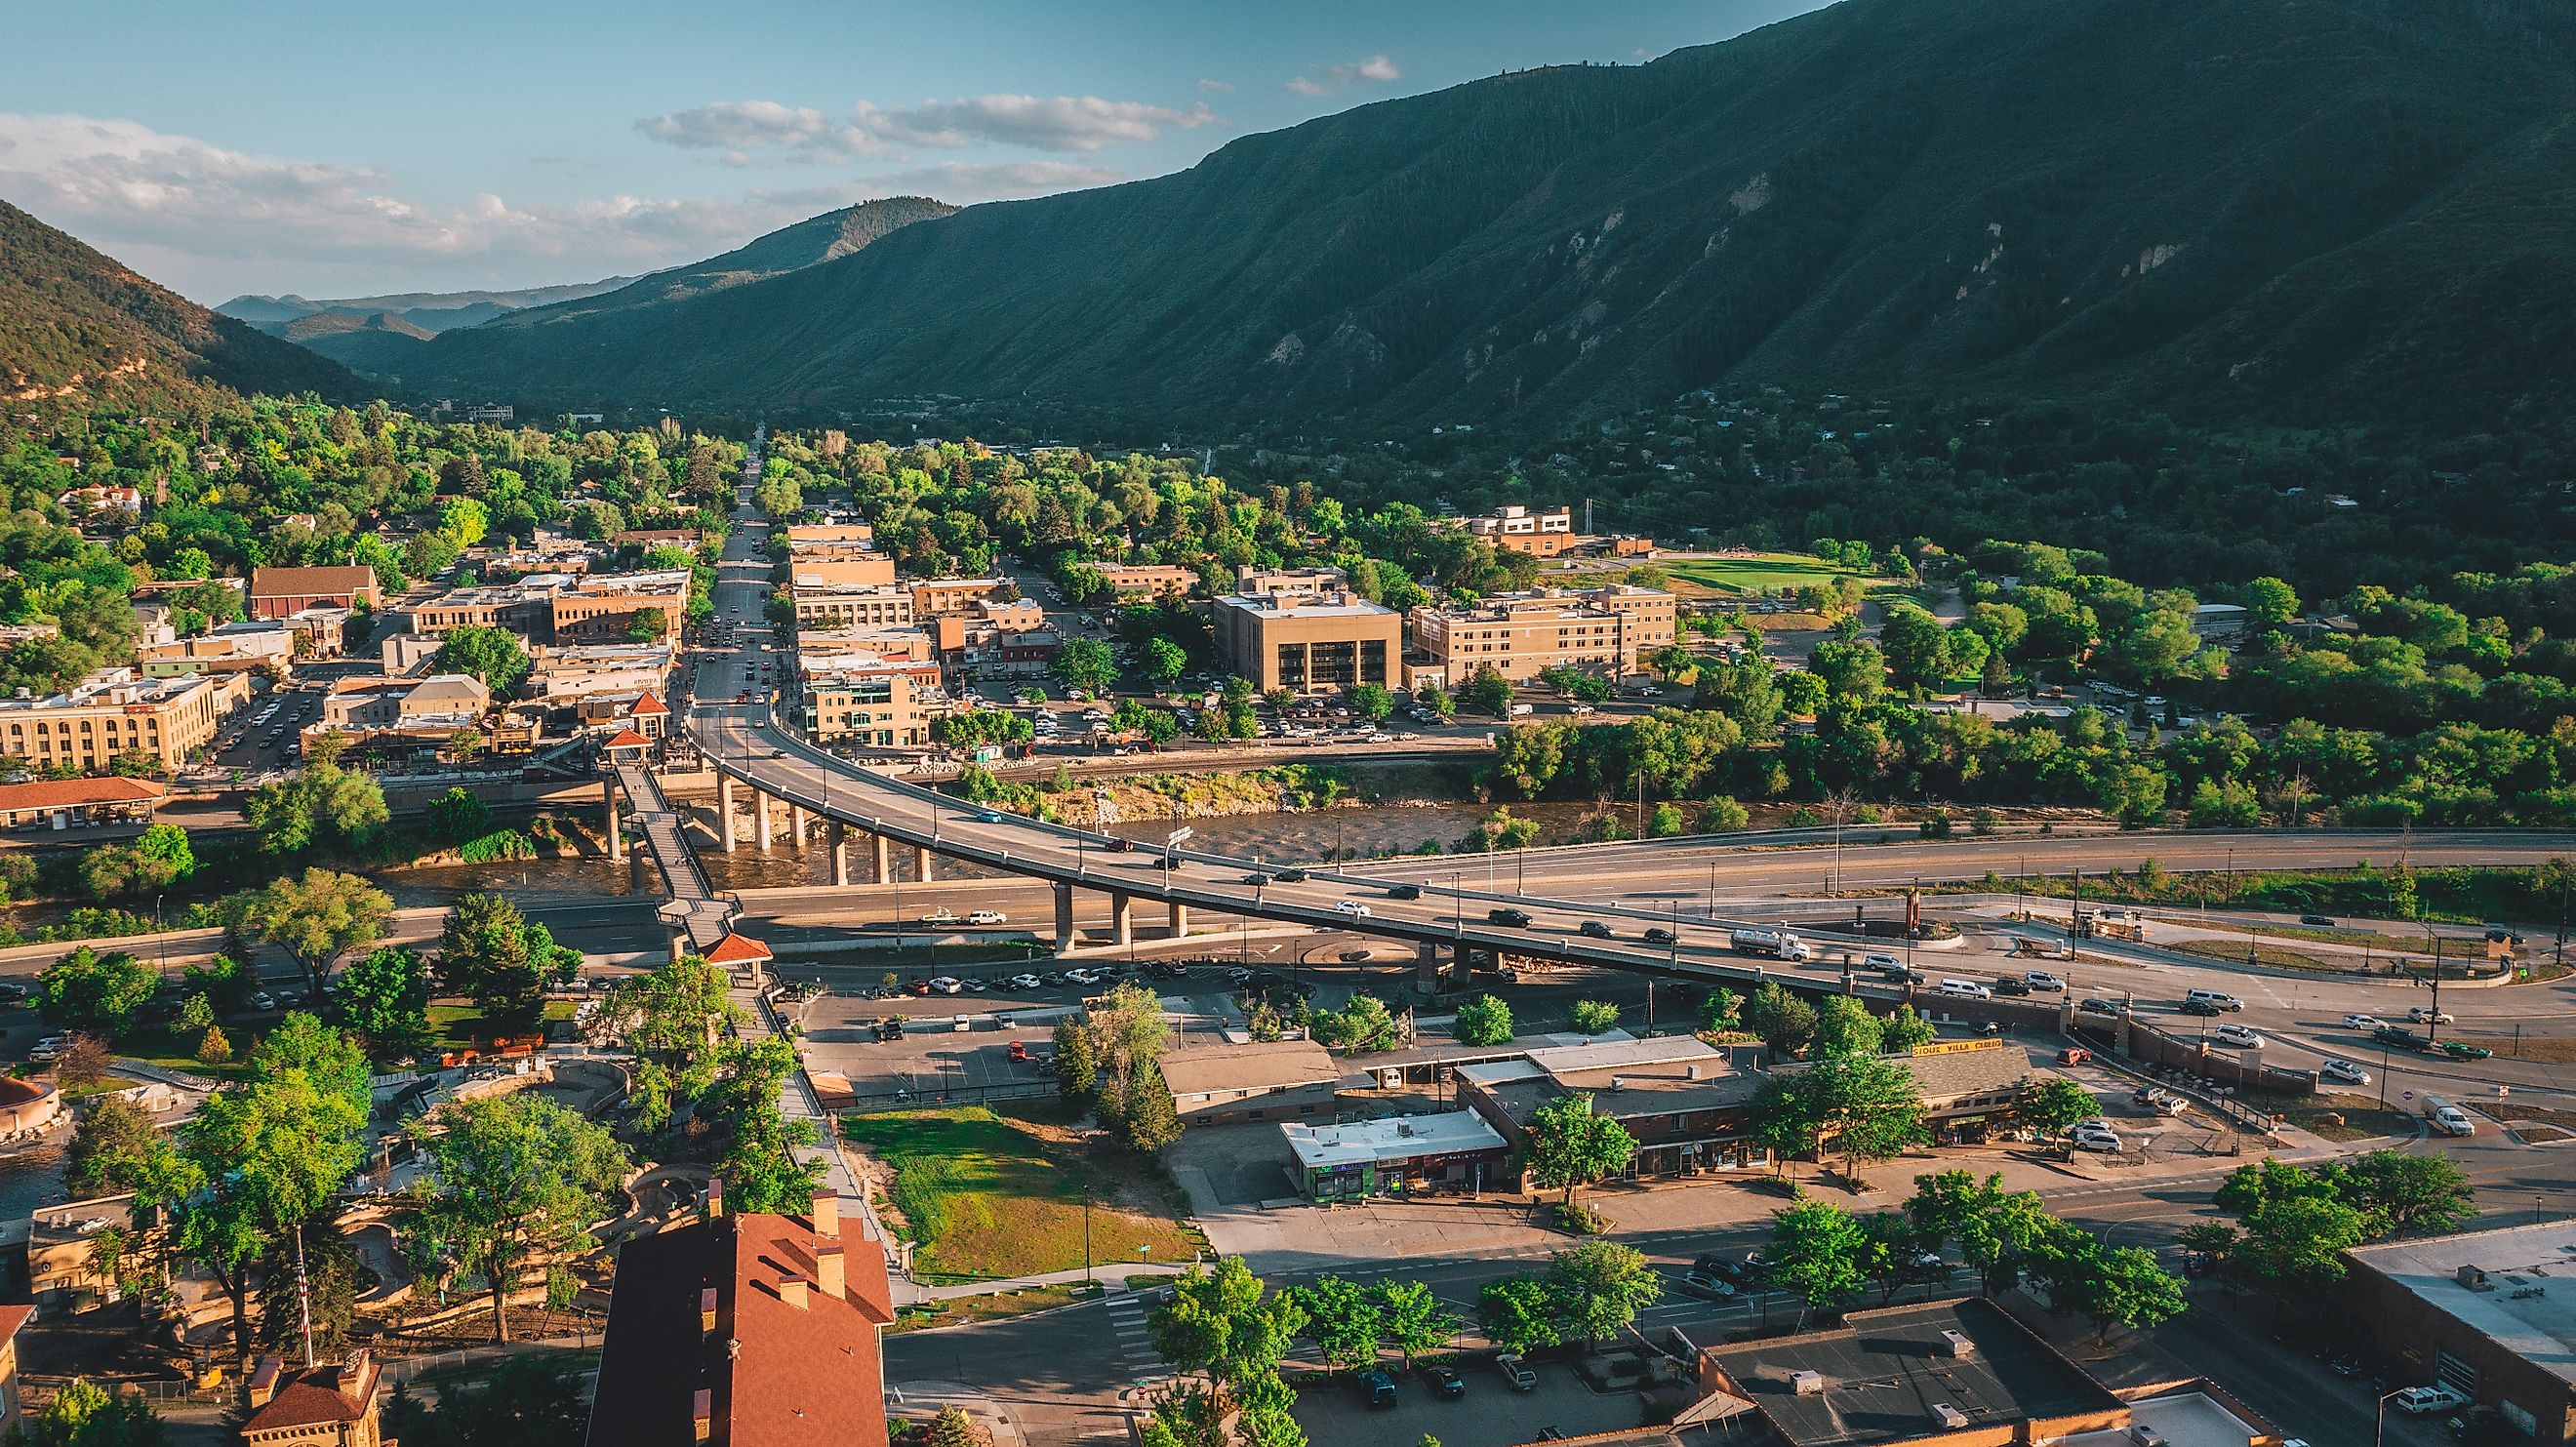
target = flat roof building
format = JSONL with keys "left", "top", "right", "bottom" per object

{"left": 790, "top": 583, "right": 916, "bottom": 631}
{"left": 552, "top": 569, "right": 692, "bottom": 643}
{"left": 1092, "top": 562, "right": 1199, "bottom": 601}
{"left": 909, "top": 577, "right": 1013, "bottom": 618}
{"left": 1456, "top": 1035, "right": 1769, "bottom": 1178}
{"left": 1410, "top": 584, "right": 1676, "bottom": 684}
{"left": 1279, "top": 1110, "right": 1509, "bottom": 1202}
{"left": 800, "top": 655, "right": 948, "bottom": 747}
{"left": 1161, "top": 1038, "right": 1348, "bottom": 1124}
{"left": 0, "top": 668, "right": 249, "bottom": 773}
{"left": 2344, "top": 1220, "right": 2576, "bottom": 1444}
{"left": 1211, "top": 589, "right": 1401, "bottom": 695}
{"left": 1234, "top": 565, "right": 1348, "bottom": 598}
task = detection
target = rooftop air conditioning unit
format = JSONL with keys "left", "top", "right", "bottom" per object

{"left": 1790, "top": 1371, "right": 1827, "bottom": 1395}
{"left": 1939, "top": 1330, "right": 1974, "bottom": 1358}
{"left": 2126, "top": 1427, "right": 2167, "bottom": 1447}
{"left": 1610, "top": 1075, "right": 1626, "bottom": 1092}
{"left": 1932, "top": 1405, "right": 1969, "bottom": 1429}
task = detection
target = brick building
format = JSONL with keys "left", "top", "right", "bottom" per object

{"left": 2344, "top": 1220, "right": 2576, "bottom": 1444}
{"left": 1210, "top": 589, "right": 1402, "bottom": 694}
{"left": 0, "top": 668, "right": 249, "bottom": 772}
{"left": 248, "top": 566, "right": 380, "bottom": 620}
{"left": 1409, "top": 584, "right": 1676, "bottom": 685}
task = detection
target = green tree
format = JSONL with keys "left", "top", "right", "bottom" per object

{"left": 1476, "top": 1275, "right": 1561, "bottom": 1355}
{"left": 1569, "top": 999, "right": 1620, "bottom": 1035}
{"left": 331, "top": 945, "right": 435, "bottom": 1064}
{"left": 703, "top": 1035, "right": 828, "bottom": 1212}
{"left": 1454, "top": 993, "right": 1513, "bottom": 1047}
{"left": 245, "top": 867, "right": 393, "bottom": 1000}
{"left": 1769, "top": 1196, "right": 1869, "bottom": 1328}
{"left": 1546, "top": 1239, "right": 1663, "bottom": 1348}
{"left": 592, "top": 955, "right": 741, "bottom": 1130}
{"left": 1523, "top": 1093, "right": 1637, "bottom": 1217}
{"left": 2016, "top": 1077, "right": 2101, "bottom": 1153}
{"left": 81, "top": 824, "right": 197, "bottom": 899}
{"left": 34, "top": 945, "right": 157, "bottom": 1037}
{"left": 1144, "top": 635, "right": 1189, "bottom": 683}
{"left": 197, "top": 1025, "right": 232, "bottom": 1064}
{"left": 434, "top": 893, "right": 577, "bottom": 1029}
{"left": 2336, "top": 1149, "right": 2476, "bottom": 1237}
{"left": 1753, "top": 1051, "right": 1929, "bottom": 1177}
{"left": 427, "top": 785, "right": 492, "bottom": 841}
{"left": 1297, "top": 1275, "right": 1382, "bottom": 1371}
{"left": 63, "top": 1094, "right": 177, "bottom": 1198}
{"left": 625, "top": 606, "right": 669, "bottom": 642}
{"left": 1150, "top": 1258, "right": 1308, "bottom": 1404}
{"left": 1746, "top": 982, "right": 1819, "bottom": 1059}
{"left": 1312, "top": 994, "right": 1401, "bottom": 1052}
{"left": 244, "top": 762, "right": 389, "bottom": 854}
{"left": 1051, "top": 1016, "right": 1099, "bottom": 1101}
{"left": 18, "top": 1378, "right": 163, "bottom": 1447}
{"left": 407, "top": 1093, "right": 631, "bottom": 1342}
{"left": 1053, "top": 637, "right": 1117, "bottom": 696}
{"left": 430, "top": 624, "right": 533, "bottom": 694}
{"left": 1810, "top": 995, "right": 1885, "bottom": 1055}
{"left": 1373, "top": 1279, "right": 1459, "bottom": 1370}
{"left": 1461, "top": 664, "right": 1514, "bottom": 716}
{"left": 1347, "top": 682, "right": 1394, "bottom": 721}
{"left": 2243, "top": 576, "right": 2300, "bottom": 626}
{"left": 1906, "top": 1171, "right": 2057, "bottom": 1298}
{"left": 1699, "top": 986, "right": 1743, "bottom": 1032}
{"left": 255, "top": 1230, "right": 365, "bottom": 1361}
{"left": 1878, "top": 1004, "right": 1936, "bottom": 1052}
{"left": 923, "top": 1406, "right": 987, "bottom": 1447}
{"left": 2072, "top": 1244, "right": 2189, "bottom": 1343}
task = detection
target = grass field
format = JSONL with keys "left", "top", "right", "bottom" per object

{"left": 2252, "top": 1090, "right": 2412, "bottom": 1142}
{"left": 116, "top": 1023, "right": 256, "bottom": 1082}
{"left": 1657, "top": 552, "right": 1880, "bottom": 599}
{"left": 841, "top": 1104, "right": 1203, "bottom": 1283}
{"left": 2167, "top": 939, "right": 2338, "bottom": 973}
{"left": 427, "top": 999, "right": 576, "bottom": 1051}
{"left": 888, "top": 1281, "right": 1090, "bottom": 1334}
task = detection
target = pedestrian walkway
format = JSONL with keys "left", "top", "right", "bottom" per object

{"left": 1103, "top": 1289, "right": 1170, "bottom": 1381}
{"left": 618, "top": 762, "right": 734, "bottom": 952}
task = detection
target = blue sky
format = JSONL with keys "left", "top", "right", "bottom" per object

{"left": 3, "top": 0, "right": 1830, "bottom": 301}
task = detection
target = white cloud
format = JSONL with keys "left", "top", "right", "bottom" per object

{"left": 636, "top": 93, "right": 1217, "bottom": 159}
{"left": 1197, "top": 78, "right": 1235, "bottom": 94}
{"left": 1287, "top": 54, "right": 1402, "bottom": 95}
{"left": 0, "top": 111, "right": 1114, "bottom": 299}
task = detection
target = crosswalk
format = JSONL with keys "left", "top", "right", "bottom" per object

{"left": 1105, "top": 1291, "right": 1167, "bottom": 1379}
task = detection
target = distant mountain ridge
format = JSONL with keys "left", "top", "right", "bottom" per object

{"left": 400, "top": 0, "right": 2576, "bottom": 437}
{"left": 217, "top": 275, "right": 639, "bottom": 338}
{"left": 0, "top": 199, "right": 358, "bottom": 408}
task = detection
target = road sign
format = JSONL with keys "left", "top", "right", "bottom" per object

{"left": 1166, "top": 826, "right": 1194, "bottom": 844}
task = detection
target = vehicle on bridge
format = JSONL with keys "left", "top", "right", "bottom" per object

{"left": 1488, "top": 907, "right": 1534, "bottom": 928}
{"left": 1730, "top": 926, "right": 1813, "bottom": 961}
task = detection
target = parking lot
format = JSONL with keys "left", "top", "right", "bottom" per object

{"left": 1289, "top": 1354, "right": 1648, "bottom": 1447}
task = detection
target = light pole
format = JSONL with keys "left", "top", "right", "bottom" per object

{"left": 2374, "top": 1386, "right": 2408, "bottom": 1447}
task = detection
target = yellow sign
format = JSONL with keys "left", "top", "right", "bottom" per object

{"left": 1911, "top": 1038, "right": 2005, "bottom": 1058}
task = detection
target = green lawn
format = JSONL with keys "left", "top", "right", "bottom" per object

{"left": 1657, "top": 552, "right": 1882, "bottom": 599}
{"left": 427, "top": 999, "right": 577, "bottom": 1051}
{"left": 840, "top": 1105, "right": 1202, "bottom": 1283}
{"left": 116, "top": 1024, "right": 255, "bottom": 1082}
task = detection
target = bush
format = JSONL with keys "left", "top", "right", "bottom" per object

{"left": 1700, "top": 796, "right": 1751, "bottom": 832}
{"left": 1570, "top": 999, "right": 1621, "bottom": 1034}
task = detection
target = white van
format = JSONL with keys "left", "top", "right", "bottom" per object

{"left": 2185, "top": 988, "right": 2243, "bottom": 1012}
{"left": 1938, "top": 979, "right": 1992, "bottom": 999}
{"left": 2424, "top": 1097, "right": 2475, "bottom": 1138}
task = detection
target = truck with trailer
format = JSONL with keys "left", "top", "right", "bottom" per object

{"left": 1730, "top": 927, "right": 1813, "bottom": 962}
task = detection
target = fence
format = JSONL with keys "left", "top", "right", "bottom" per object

{"left": 838, "top": 1080, "right": 1057, "bottom": 1114}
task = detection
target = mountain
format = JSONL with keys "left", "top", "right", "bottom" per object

{"left": 277, "top": 310, "right": 436, "bottom": 373}
{"left": 217, "top": 276, "right": 639, "bottom": 338}
{"left": 0, "top": 199, "right": 359, "bottom": 408}
{"left": 478, "top": 196, "right": 959, "bottom": 329}
{"left": 407, "top": 0, "right": 2576, "bottom": 437}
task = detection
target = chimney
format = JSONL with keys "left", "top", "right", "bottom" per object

{"left": 1610, "top": 1075, "right": 1626, "bottom": 1092}
{"left": 339, "top": 1348, "right": 373, "bottom": 1404}
{"left": 247, "top": 1358, "right": 282, "bottom": 1409}
{"left": 1685, "top": 1064, "right": 1703, "bottom": 1081}
{"left": 700, "top": 1285, "right": 719, "bottom": 1336}
{"left": 817, "top": 1241, "right": 846, "bottom": 1301}
{"left": 693, "top": 1388, "right": 714, "bottom": 1443}
{"left": 777, "top": 1273, "right": 808, "bottom": 1310}
{"left": 705, "top": 1178, "right": 724, "bottom": 1220}
{"left": 811, "top": 1190, "right": 839, "bottom": 1239}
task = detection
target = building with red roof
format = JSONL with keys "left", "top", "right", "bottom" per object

{"left": 586, "top": 1191, "right": 895, "bottom": 1447}
{"left": 0, "top": 776, "right": 164, "bottom": 829}
{"left": 240, "top": 1347, "right": 384, "bottom": 1445}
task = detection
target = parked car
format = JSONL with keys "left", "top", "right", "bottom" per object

{"left": 2319, "top": 1059, "right": 2370, "bottom": 1085}
{"left": 1487, "top": 907, "right": 1534, "bottom": 928}
{"left": 1359, "top": 1370, "right": 1398, "bottom": 1409}
{"left": 1426, "top": 1364, "right": 1465, "bottom": 1398}
{"left": 2070, "top": 1122, "right": 2122, "bottom": 1153}
{"left": 871, "top": 1018, "right": 906, "bottom": 1042}
{"left": 2391, "top": 1386, "right": 2470, "bottom": 1416}
{"left": 1676, "top": 1268, "right": 1738, "bottom": 1301}
{"left": 2299, "top": 914, "right": 2338, "bottom": 927}
{"left": 2056, "top": 1047, "right": 2092, "bottom": 1065}
{"left": 1007, "top": 974, "right": 1043, "bottom": 990}
{"left": 2210, "top": 1023, "right": 2266, "bottom": 1049}
{"left": 1578, "top": 920, "right": 1614, "bottom": 939}
{"left": 927, "top": 977, "right": 965, "bottom": 995}
{"left": 1495, "top": 1354, "right": 1537, "bottom": 1391}
{"left": 1008, "top": 1041, "right": 1033, "bottom": 1063}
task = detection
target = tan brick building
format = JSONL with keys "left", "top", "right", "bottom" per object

{"left": 0, "top": 668, "right": 248, "bottom": 772}
{"left": 800, "top": 655, "right": 948, "bottom": 746}
{"left": 550, "top": 569, "right": 692, "bottom": 643}
{"left": 908, "top": 577, "right": 1012, "bottom": 618}
{"left": 1092, "top": 562, "right": 1198, "bottom": 601}
{"left": 789, "top": 583, "right": 916, "bottom": 630}
{"left": 1409, "top": 584, "right": 1675, "bottom": 683}
{"left": 1211, "top": 589, "right": 1402, "bottom": 694}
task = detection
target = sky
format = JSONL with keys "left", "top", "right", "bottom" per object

{"left": 1, "top": 0, "right": 1831, "bottom": 303}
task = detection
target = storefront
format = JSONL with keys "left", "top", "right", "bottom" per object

{"left": 1281, "top": 1111, "right": 1510, "bottom": 1202}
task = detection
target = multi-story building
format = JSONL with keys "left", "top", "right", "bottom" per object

{"left": 784, "top": 523, "right": 874, "bottom": 545}
{"left": 800, "top": 654, "right": 948, "bottom": 746}
{"left": 241, "top": 1348, "right": 387, "bottom": 1447}
{"left": 318, "top": 673, "right": 492, "bottom": 734}
{"left": 908, "top": 577, "right": 1012, "bottom": 618}
{"left": 249, "top": 565, "right": 381, "bottom": 620}
{"left": 1210, "top": 589, "right": 1402, "bottom": 694}
{"left": 1091, "top": 562, "right": 1199, "bottom": 601}
{"left": 796, "top": 625, "right": 940, "bottom": 666}
{"left": 550, "top": 569, "right": 692, "bottom": 643}
{"left": 525, "top": 643, "right": 675, "bottom": 701}
{"left": 408, "top": 577, "right": 571, "bottom": 638}
{"left": 2344, "top": 1221, "right": 2576, "bottom": 1444}
{"left": 136, "top": 626, "right": 294, "bottom": 680}
{"left": 0, "top": 668, "right": 249, "bottom": 772}
{"left": 789, "top": 583, "right": 916, "bottom": 630}
{"left": 585, "top": 1190, "right": 895, "bottom": 1447}
{"left": 1408, "top": 583, "right": 1676, "bottom": 684}
{"left": 788, "top": 555, "right": 898, "bottom": 589}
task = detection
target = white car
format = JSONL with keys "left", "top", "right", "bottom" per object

{"left": 2342, "top": 1013, "right": 2386, "bottom": 1031}
{"left": 2391, "top": 1386, "right": 2469, "bottom": 1416}
{"left": 2210, "top": 1023, "right": 2266, "bottom": 1049}
{"left": 1065, "top": 968, "right": 1104, "bottom": 986}
{"left": 1006, "top": 974, "right": 1043, "bottom": 991}
{"left": 1334, "top": 900, "right": 1373, "bottom": 918}
{"left": 1863, "top": 952, "right": 1903, "bottom": 970}
{"left": 2318, "top": 1059, "right": 2370, "bottom": 1085}
{"left": 2022, "top": 972, "right": 2066, "bottom": 991}
{"left": 2069, "top": 1123, "right": 2122, "bottom": 1153}
{"left": 965, "top": 910, "right": 1008, "bottom": 926}
{"left": 2407, "top": 1007, "right": 2455, "bottom": 1025}
{"left": 919, "top": 908, "right": 961, "bottom": 925}
{"left": 927, "top": 977, "right": 964, "bottom": 995}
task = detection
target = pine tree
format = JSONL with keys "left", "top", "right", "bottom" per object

{"left": 925, "top": 1405, "right": 986, "bottom": 1447}
{"left": 196, "top": 1025, "right": 232, "bottom": 1065}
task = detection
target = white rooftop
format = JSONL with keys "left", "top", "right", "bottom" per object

{"left": 1280, "top": 1110, "right": 1506, "bottom": 1172}
{"left": 2348, "top": 1219, "right": 2576, "bottom": 1387}
{"left": 2059, "top": 1392, "right": 2266, "bottom": 1447}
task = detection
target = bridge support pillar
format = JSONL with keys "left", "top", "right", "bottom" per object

{"left": 668, "top": 928, "right": 688, "bottom": 963}
{"left": 913, "top": 845, "right": 935, "bottom": 883}
{"left": 870, "top": 832, "right": 891, "bottom": 884}
{"left": 604, "top": 779, "right": 623, "bottom": 864}
{"left": 1168, "top": 903, "right": 1190, "bottom": 939}
{"left": 1054, "top": 882, "right": 1078, "bottom": 954}
{"left": 1109, "top": 892, "right": 1133, "bottom": 947}
{"left": 755, "top": 789, "right": 774, "bottom": 850}
{"left": 790, "top": 803, "right": 808, "bottom": 846}
{"left": 1416, "top": 940, "right": 1443, "bottom": 992}
{"left": 828, "top": 822, "right": 851, "bottom": 887}
{"left": 718, "top": 776, "right": 738, "bottom": 853}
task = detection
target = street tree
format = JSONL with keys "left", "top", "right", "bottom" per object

{"left": 1053, "top": 637, "right": 1117, "bottom": 696}
{"left": 407, "top": 1093, "right": 631, "bottom": 1342}
{"left": 1856, "top": 1211, "right": 1944, "bottom": 1307}
{"left": 1879, "top": 1004, "right": 1936, "bottom": 1052}
{"left": 1524, "top": 1094, "right": 1638, "bottom": 1221}
{"left": 1810, "top": 995, "right": 1885, "bottom": 1055}
{"left": 1297, "top": 1275, "right": 1382, "bottom": 1371}
{"left": 1454, "top": 993, "right": 1513, "bottom": 1047}
{"left": 2016, "top": 1077, "right": 2101, "bottom": 1153}
{"left": 1906, "top": 1171, "right": 2056, "bottom": 1298}
{"left": 34, "top": 945, "right": 157, "bottom": 1038}
{"left": 1746, "top": 983, "right": 1818, "bottom": 1058}
{"left": 2334, "top": 1149, "right": 2475, "bottom": 1237}
{"left": 591, "top": 955, "right": 741, "bottom": 1130}
{"left": 1476, "top": 1275, "right": 1561, "bottom": 1355}
{"left": 432, "top": 624, "right": 534, "bottom": 694}
{"left": 244, "top": 868, "right": 393, "bottom": 1000}
{"left": 2234, "top": 1192, "right": 2368, "bottom": 1306}
{"left": 434, "top": 893, "right": 577, "bottom": 1029}
{"left": 1347, "top": 683, "right": 1394, "bottom": 722}
{"left": 1373, "top": 1279, "right": 1460, "bottom": 1370}
{"left": 1149, "top": 1258, "right": 1308, "bottom": 1405}
{"left": 331, "top": 945, "right": 434, "bottom": 1064}
{"left": 1769, "top": 1197, "right": 1869, "bottom": 1328}
{"left": 1144, "top": 636, "right": 1189, "bottom": 684}
{"left": 1752, "top": 1050, "right": 1927, "bottom": 1178}
{"left": 2072, "top": 1244, "right": 2189, "bottom": 1344}
{"left": 1546, "top": 1240, "right": 1663, "bottom": 1349}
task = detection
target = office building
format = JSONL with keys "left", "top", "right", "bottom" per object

{"left": 0, "top": 668, "right": 249, "bottom": 772}
{"left": 1409, "top": 584, "right": 1676, "bottom": 684}
{"left": 789, "top": 583, "right": 916, "bottom": 630}
{"left": 1210, "top": 589, "right": 1402, "bottom": 694}
{"left": 1091, "top": 562, "right": 1199, "bottom": 601}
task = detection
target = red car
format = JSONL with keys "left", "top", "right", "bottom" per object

{"left": 907, "top": 979, "right": 933, "bottom": 996}
{"left": 1008, "top": 1041, "right": 1032, "bottom": 1063}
